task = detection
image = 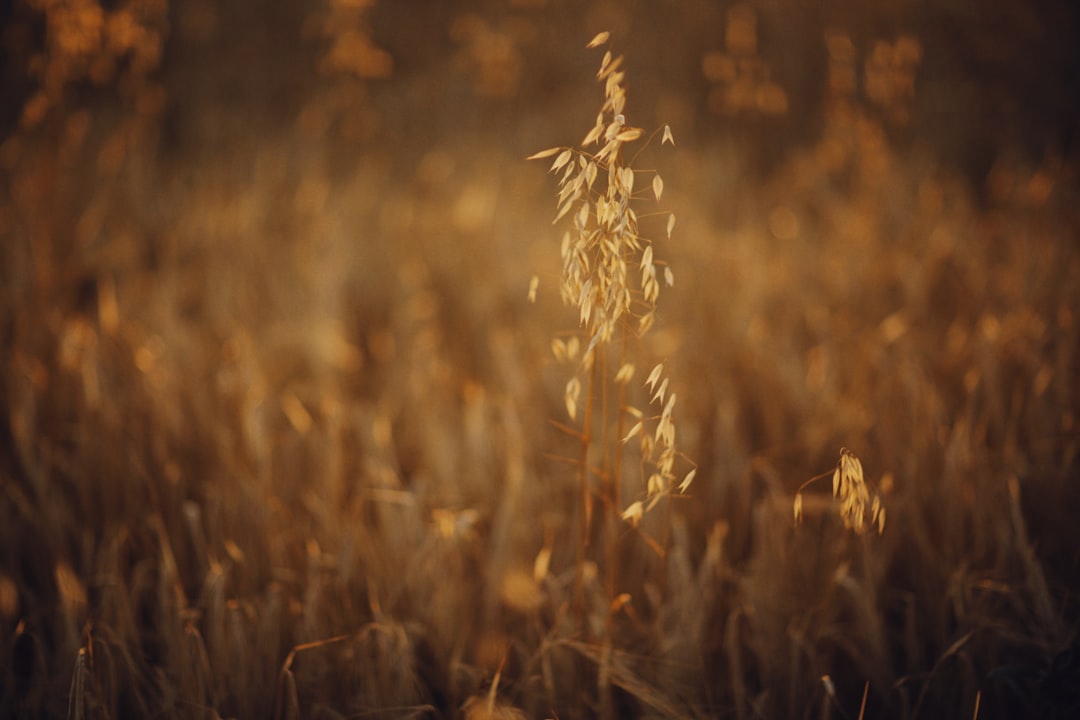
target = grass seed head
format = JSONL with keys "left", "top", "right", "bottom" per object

{"left": 531, "top": 32, "right": 694, "bottom": 525}
{"left": 834, "top": 448, "right": 885, "bottom": 535}
{"left": 794, "top": 448, "right": 886, "bottom": 535}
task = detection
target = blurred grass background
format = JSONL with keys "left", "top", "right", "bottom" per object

{"left": 2, "top": 0, "right": 1079, "bottom": 718}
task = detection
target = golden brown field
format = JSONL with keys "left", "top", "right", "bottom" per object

{"left": 2, "top": 1, "right": 1078, "bottom": 718}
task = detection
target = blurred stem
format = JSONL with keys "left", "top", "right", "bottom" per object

{"left": 600, "top": 326, "right": 631, "bottom": 604}
{"left": 612, "top": 326, "right": 627, "bottom": 538}
{"left": 574, "top": 352, "right": 599, "bottom": 617}
{"left": 597, "top": 338, "right": 615, "bottom": 720}
{"left": 600, "top": 328, "right": 628, "bottom": 720}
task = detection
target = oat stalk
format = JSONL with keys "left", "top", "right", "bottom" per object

{"left": 529, "top": 34, "right": 698, "bottom": 672}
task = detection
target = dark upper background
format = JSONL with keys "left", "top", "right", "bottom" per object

{"left": 3, "top": 0, "right": 1078, "bottom": 190}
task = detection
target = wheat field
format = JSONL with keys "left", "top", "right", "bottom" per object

{"left": 2, "top": 2, "right": 1078, "bottom": 719}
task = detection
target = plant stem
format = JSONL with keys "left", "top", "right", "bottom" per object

{"left": 574, "top": 352, "right": 599, "bottom": 617}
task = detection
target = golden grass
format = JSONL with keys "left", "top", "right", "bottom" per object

{"left": 528, "top": 33, "right": 697, "bottom": 715}
{"left": 2, "top": 3, "right": 1079, "bottom": 719}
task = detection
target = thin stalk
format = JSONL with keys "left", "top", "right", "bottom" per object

{"left": 600, "top": 328, "right": 628, "bottom": 720}
{"left": 574, "top": 354, "right": 599, "bottom": 616}
{"left": 611, "top": 325, "right": 628, "bottom": 540}
{"left": 599, "top": 339, "right": 609, "bottom": 518}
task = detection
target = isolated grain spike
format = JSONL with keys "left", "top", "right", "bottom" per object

{"left": 834, "top": 448, "right": 886, "bottom": 535}
{"left": 794, "top": 448, "right": 886, "bottom": 535}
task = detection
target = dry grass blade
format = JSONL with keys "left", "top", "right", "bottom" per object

{"left": 726, "top": 610, "right": 747, "bottom": 720}
{"left": 910, "top": 631, "right": 975, "bottom": 718}
{"left": 820, "top": 675, "right": 839, "bottom": 719}
{"left": 67, "top": 647, "right": 88, "bottom": 720}
{"left": 275, "top": 633, "right": 352, "bottom": 720}
{"left": 462, "top": 650, "right": 526, "bottom": 720}
{"left": 566, "top": 640, "right": 689, "bottom": 719}
{"left": 277, "top": 668, "right": 300, "bottom": 720}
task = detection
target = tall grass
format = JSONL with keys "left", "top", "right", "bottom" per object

{"left": 2, "top": 3, "right": 1078, "bottom": 719}
{"left": 528, "top": 31, "right": 695, "bottom": 716}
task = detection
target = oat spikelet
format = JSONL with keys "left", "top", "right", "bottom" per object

{"left": 795, "top": 448, "right": 886, "bottom": 535}
{"left": 834, "top": 448, "right": 885, "bottom": 534}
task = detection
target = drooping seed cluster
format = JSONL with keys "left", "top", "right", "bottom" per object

{"left": 794, "top": 448, "right": 885, "bottom": 535}
{"left": 832, "top": 447, "right": 885, "bottom": 534}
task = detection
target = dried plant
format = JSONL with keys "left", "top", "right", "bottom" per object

{"left": 528, "top": 30, "right": 698, "bottom": 717}
{"left": 529, "top": 31, "right": 693, "bottom": 543}
{"left": 794, "top": 448, "right": 886, "bottom": 535}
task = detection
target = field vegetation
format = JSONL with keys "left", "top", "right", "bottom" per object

{"left": 2, "top": 1, "right": 1078, "bottom": 718}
